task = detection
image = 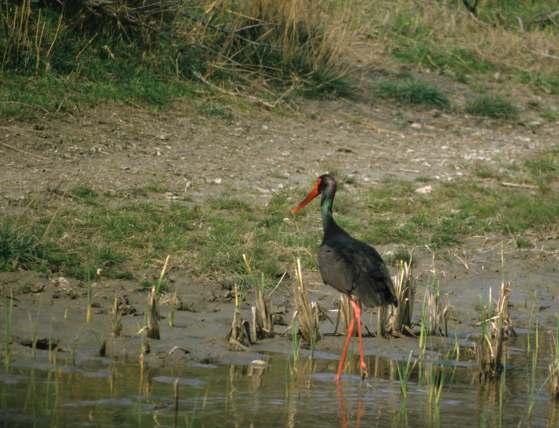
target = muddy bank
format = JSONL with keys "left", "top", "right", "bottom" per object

{"left": 2, "top": 241, "right": 557, "bottom": 372}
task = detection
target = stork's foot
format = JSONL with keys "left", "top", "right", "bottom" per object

{"left": 360, "top": 364, "right": 368, "bottom": 381}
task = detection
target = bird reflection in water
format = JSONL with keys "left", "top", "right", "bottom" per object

{"left": 336, "top": 383, "right": 364, "bottom": 428}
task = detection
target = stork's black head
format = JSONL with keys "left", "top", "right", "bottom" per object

{"left": 318, "top": 174, "right": 336, "bottom": 196}
{"left": 291, "top": 174, "right": 337, "bottom": 214}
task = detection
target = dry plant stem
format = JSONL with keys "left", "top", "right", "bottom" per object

{"left": 242, "top": 253, "right": 273, "bottom": 341}
{"left": 383, "top": 259, "right": 415, "bottom": 336}
{"left": 146, "top": 256, "right": 170, "bottom": 340}
{"left": 254, "top": 284, "right": 273, "bottom": 338}
{"left": 250, "top": 306, "right": 258, "bottom": 343}
{"left": 391, "top": 260, "right": 415, "bottom": 333}
{"left": 333, "top": 295, "right": 351, "bottom": 336}
{"left": 168, "top": 291, "right": 177, "bottom": 328}
{"left": 227, "top": 285, "right": 250, "bottom": 349}
{"left": 193, "top": 71, "right": 276, "bottom": 109}
{"left": 422, "top": 255, "right": 449, "bottom": 337}
{"left": 377, "top": 306, "right": 388, "bottom": 338}
{"left": 490, "top": 281, "right": 516, "bottom": 339}
{"left": 293, "top": 258, "right": 320, "bottom": 346}
{"left": 146, "top": 286, "right": 160, "bottom": 339}
{"left": 478, "top": 282, "right": 513, "bottom": 381}
{"left": 173, "top": 378, "right": 179, "bottom": 413}
{"left": 111, "top": 295, "right": 122, "bottom": 337}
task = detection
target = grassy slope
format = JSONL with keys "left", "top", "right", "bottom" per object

{"left": 2, "top": 148, "right": 558, "bottom": 283}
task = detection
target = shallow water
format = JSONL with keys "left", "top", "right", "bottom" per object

{"left": 1, "top": 335, "right": 558, "bottom": 427}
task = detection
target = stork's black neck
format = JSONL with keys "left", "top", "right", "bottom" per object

{"left": 320, "top": 186, "right": 344, "bottom": 239}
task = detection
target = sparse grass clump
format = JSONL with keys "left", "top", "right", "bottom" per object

{"left": 465, "top": 95, "right": 518, "bottom": 120}
{"left": 375, "top": 79, "right": 450, "bottom": 109}
{"left": 0, "top": 220, "right": 80, "bottom": 273}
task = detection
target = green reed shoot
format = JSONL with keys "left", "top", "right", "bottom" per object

{"left": 3, "top": 288, "right": 14, "bottom": 369}
{"left": 418, "top": 319, "right": 428, "bottom": 357}
{"left": 526, "top": 292, "right": 538, "bottom": 355}
{"left": 550, "top": 318, "right": 559, "bottom": 399}
{"left": 397, "top": 351, "right": 416, "bottom": 398}
{"left": 147, "top": 255, "right": 170, "bottom": 340}
{"left": 527, "top": 320, "right": 540, "bottom": 419}
{"left": 427, "top": 365, "right": 446, "bottom": 406}
{"left": 445, "top": 334, "right": 461, "bottom": 384}
{"left": 498, "top": 364, "right": 507, "bottom": 427}
{"left": 290, "top": 319, "right": 301, "bottom": 364}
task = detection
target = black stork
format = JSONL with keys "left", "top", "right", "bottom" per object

{"left": 291, "top": 174, "right": 397, "bottom": 382}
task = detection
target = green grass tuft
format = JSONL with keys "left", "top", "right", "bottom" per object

{"left": 375, "top": 79, "right": 450, "bottom": 109}
{"left": 465, "top": 95, "right": 518, "bottom": 120}
{"left": 392, "top": 43, "right": 493, "bottom": 78}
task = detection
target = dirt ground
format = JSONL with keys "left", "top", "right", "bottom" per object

{"left": 1, "top": 66, "right": 559, "bottom": 369}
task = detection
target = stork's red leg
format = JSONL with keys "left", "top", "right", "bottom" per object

{"left": 336, "top": 314, "right": 355, "bottom": 383}
{"left": 350, "top": 299, "right": 368, "bottom": 379}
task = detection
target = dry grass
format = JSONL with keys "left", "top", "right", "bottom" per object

{"left": 385, "top": 259, "right": 415, "bottom": 336}
{"left": 254, "top": 285, "right": 274, "bottom": 338}
{"left": 333, "top": 295, "right": 351, "bottom": 336}
{"left": 423, "top": 285, "right": 450, "bottom": 337}
{"left": 200, "top": 0, "right": 351, "bottom": 93}
{"left": 476, "top": 281, "right": 514, "bottom": 382}
{"left": 243, "top": 254, "right": 274, "bottom": 340}
{"left": 111, "top": 295, "right": 123, "bottom": 337}
{"left": 420, "top": 260, "right": 450, "bottom": 338}
{"left": 227, "top": 285, "right": 251, "bottom": 350}
{"left": 146, "top": 286, "right": 160, "bottom": 340}
{"left": 293, "top": 258, "right": 320, "bottom": 346}
{"left": 146, "top": 255, "right": 170, "bottom": 340}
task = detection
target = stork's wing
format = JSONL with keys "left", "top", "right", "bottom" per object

{"left": 319, "top": 236, "right": 397, "bottom": 308}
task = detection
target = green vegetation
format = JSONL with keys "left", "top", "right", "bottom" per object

{"left": 375, "top": 78, "right": 450, "bottom": 109}
{"left": 363, "top": 1, "right": 559, "bottom": 93}
{"left": 465, "top": 95, "right": 518, "bottom": 120}
{"left": 2, "top": 1, "right": 557, "bottom": 118}
{"left": 2, "top": 149, "right": 558, "bottom": 284}
{"left": 0, "top": 0, "right": 350, "bottom": 119}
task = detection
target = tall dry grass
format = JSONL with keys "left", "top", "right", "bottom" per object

{"left": 201, "top": 0, "right": 352, "bottom": 92}
{"left": 1, "top": 0, "right": 352, "bottom": 102}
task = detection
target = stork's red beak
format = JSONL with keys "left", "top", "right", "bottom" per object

{"left": 291, "top": 178, "right": 321, "bottom": 214}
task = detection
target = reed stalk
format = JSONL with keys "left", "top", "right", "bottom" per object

{"left": 146, "top": 255, "right": 170, "bottom": 340}
{"left": 476, "top": 282, "right": 514, "bottom": 382}
{"left": 293, "top": 258, "right": 320, "bottom": 347}
{"left": 550, "top": 319, "right": 559, "bottom": 400}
